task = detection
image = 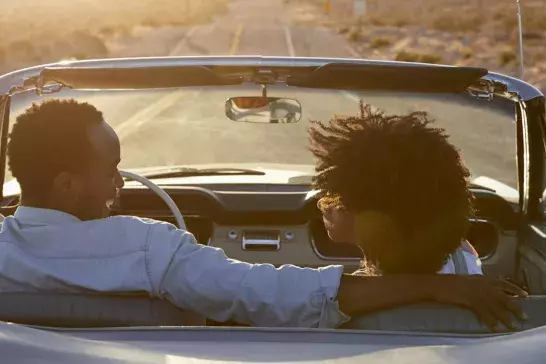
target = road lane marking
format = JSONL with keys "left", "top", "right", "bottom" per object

{"left": 284, "top": 26, "right": 296, "bottom": 57}
{"left": 344, "top": 43, "right": 361, "bottom": 58}
{"left": 342, "top": 91, "right": 360, "bottom": 103}
{"left": 341, "top": 91, "right": 380, "bottom": 113}
{"left": 116, "top": 90, "right": 186, "bottom": 140}
{"left": 169, "top": 27, "right": 197, "bottom": 56}
{"left": 115, "top": 27, "right": 199, "bottom": 140}
{"left": 118, "top": 87, "right": 206, "bottom": 141}
{"left": 229, "top": 23, "right": 244, "bottom": 55}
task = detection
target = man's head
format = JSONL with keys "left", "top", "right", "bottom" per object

{"left": 309, "top": 101, "right": 473, "bottom": 274}
{"left": 7, "top": 99, "right": 124, "bottom": 220}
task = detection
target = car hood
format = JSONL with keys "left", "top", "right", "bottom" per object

{"left": 1, "top": 164, "right": 316, "bottom": 196}
{"left": 1, "top": 323, "right": 546, "bottom": 363}
{"left": 1, "top": 164, "right": 520, "bottom": 202}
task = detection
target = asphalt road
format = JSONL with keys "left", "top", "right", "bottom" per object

{"left": 7, "top": 0, "right": 518, "bottom": 189}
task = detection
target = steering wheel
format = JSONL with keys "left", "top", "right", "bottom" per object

{"left": 119, "top": 170, "right": 186, "bottom": 230}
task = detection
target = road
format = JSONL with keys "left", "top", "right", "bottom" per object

{"left": 7, "top": 0, "right": 518, "bottom": 189}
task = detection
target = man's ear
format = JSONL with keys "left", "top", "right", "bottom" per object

{"left": 52, "top": 172, "right": 82, "bottom": 195}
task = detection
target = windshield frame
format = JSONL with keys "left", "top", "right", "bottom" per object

{"left": 0, "top": 56, "right": 543, "bottom": 208}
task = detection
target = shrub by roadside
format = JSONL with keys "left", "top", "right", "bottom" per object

{"left": 292, "top": 0, "right": 546, "bottom": 93}
{"left": 395, "top": 51, "right": 442, "bottom": 64}
{"left": 0, "top": 0, "right": 228, "bottom": 74}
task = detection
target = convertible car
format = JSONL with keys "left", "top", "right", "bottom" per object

{"left": 0, "top": 56, "right": 545, "bottom": 362}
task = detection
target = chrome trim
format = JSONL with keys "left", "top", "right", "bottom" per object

{"left": 309, "top": 235, "right": 362, "bottom": 262}
{"left": 520, "top": 100, "right": 532, "bottom": 214}
{"left": 467, "top": 218, "right": 501, "bottom": 261}
{"left": 2, "top": 56, "right": 542, "bottom": 101}
{"left": 529, "top": 224, "right": 546, "bottom": 239}
{"left": 228, "top": 230, "right": 238, "bottom": 240}
{"left": 468, "top": 218, "right": 491, "bottom": 224}
{"left": 0, "top": 94, "right": 10, "bottom": 198}
{"left": 483, "top": 72, "right": 544, "bottom": 102}
{"left": 242, "top": 231, "right": 281, "bottom": 251}
{"left": 27, "top": 323, "right": 511, "bottom": 339}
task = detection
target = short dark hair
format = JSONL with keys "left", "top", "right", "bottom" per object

{"left": 7, "top": 99, "right": 103, "bottom": 198}
{"left": 309, "top": 101, "right": 473, "bottom": 274}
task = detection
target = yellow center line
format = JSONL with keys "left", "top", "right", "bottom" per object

{"left": 229, "top": 23, "right": 244, "bottom": 55}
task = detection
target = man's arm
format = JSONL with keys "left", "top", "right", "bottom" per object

{"left": 147, "top": 223, "right": 343, "bottom": 327}
{"left": 147, "top": 223, "right": 526, "bottom": 330}
{"left": 337, "top": 274, "right": 527, "bottom": 331}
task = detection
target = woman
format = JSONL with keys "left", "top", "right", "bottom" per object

{"left": 309, "top": 101, "right": 482, "bottom": 276}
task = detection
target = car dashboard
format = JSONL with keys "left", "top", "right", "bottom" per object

{"left": 110, "top": 183, "right": 519, "bottom": 275}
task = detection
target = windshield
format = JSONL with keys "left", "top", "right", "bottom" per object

{"left": 7, "top": 85, "right": 517, "bottom": 190}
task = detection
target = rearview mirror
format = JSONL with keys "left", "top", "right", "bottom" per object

{"left": 225, "top": 97, "right": 302, "bottom": 123}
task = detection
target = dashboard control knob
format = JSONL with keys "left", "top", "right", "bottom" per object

{"left": 285, "top": 231, "right": 295, "bottom": 240}
{"left": 228, "top": 230, "right": 238, "bottom": 240}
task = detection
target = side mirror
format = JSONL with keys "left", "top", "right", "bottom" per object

{"left": 225, "top": 97, "right": 302, "bottom": 123}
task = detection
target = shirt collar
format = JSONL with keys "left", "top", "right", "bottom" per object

{"left": 14, "top": 206, "right": 81, "bottom": 226}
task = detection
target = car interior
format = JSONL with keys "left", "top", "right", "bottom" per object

{"left": 1, "top": 60, "right": 546, "bottom": 335}
{"left": 0, "top": 184, "right": 545, "bottom": 334}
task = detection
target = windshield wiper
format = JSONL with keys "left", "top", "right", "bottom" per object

{"left": 137, "top": 167, "right": 266, "bottom": 180}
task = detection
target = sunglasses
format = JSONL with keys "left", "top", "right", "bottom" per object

{"left": 317, "top": 195, "right": 348, "bottom": 214}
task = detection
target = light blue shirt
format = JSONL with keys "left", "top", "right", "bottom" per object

{"left": 0, "top": 206, "right": 348, "bottom": 327}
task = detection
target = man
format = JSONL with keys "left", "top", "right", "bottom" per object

{"left": 309, "top": 102, "right": 482, "bottom": 276}
{"left": 0, "top": 99, "right": 525, "bottom": 331}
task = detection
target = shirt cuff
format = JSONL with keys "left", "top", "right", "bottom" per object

{"left": 314, "top": 265, "right": 351, "bottom": 328}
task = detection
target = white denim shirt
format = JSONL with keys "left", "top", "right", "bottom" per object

{"left": 0, "top": 207, "right": 348, "bottom": 328}
{"left": 439, "top": 250, "right": 483, "bottom": 275}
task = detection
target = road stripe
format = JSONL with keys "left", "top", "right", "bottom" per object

{"left": 169, "top": 27, "right": 197, "bottom": 56}
{"left": 229, "top": 23, "right": 244, "bottom": 55}
{"left": 115, "top": 27, "right": 198, "bottom": 140}
{"left": 116, "top": 91, "right": 186, "bottom": 140}
{"left": 341, "top": 91, "right": 380, "bottom": 113}
{"left": 344, "top": 43, "right": 361, "bottom": 58}
{"left": 284, "top": 26, "right": 296, "bottom": 57}
{"left": 342, "top": 91, "right": 361, "bottom": 103}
